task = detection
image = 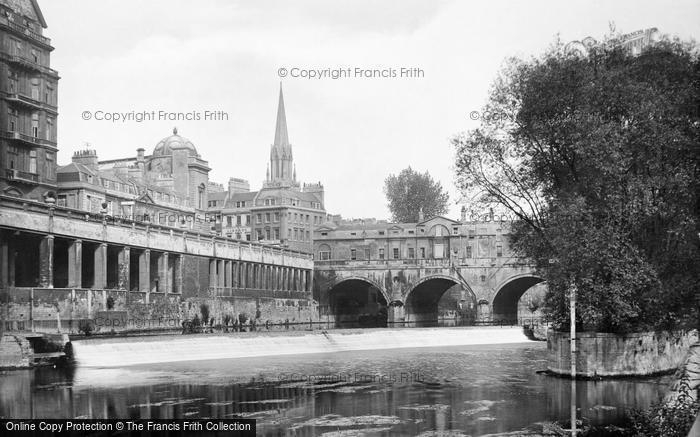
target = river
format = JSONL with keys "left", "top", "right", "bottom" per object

{"left": 0, "top": 327, "right": 670, "bottom": 436}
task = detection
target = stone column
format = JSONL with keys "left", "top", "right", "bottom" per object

{"left": 39, "top": 235, "right": 54, "bottom": 288}
{"left": 139, "top": 250, "right": 150, "bottom": 293}
{"left": 232, "top": 262, "right": 238, "bottom": 288}
{"left": 67, "top": 239, "right": 82, "bottom": 288}
{"left": 0, "top": 231, "right": 9, "bottom": 288}
{"left": 209, "top": 259, "right": 218, "bottom": 289}
{"left": 217, "top": 259, "right": 225, "bottom": 292}
{"left": 117, "top": 247, "right": 130, "bottom": 290}
{"left": 93, "top": 243, "right": 107, "bottom": 290}
{"left": 174, "top": 255, "right": 183, "bottom": 294}
{"left": 159, "top": 252, "right": 170, "bottom": 294}
{"left": 224, "top": 260, "right": 232, "bottom": 292}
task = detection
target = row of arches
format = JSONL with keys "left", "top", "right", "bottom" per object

{"left": 323, "top": 275, "right": 545, "bottom": 328}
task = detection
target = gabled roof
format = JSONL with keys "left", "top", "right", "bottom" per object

{"left": 417, "top": 215, "right": 461, "bottom": 226}
{"left": 57, "top": 162, "right": 96, "bottom": 176}
{"left": 137, "top": 192, "right": 154, "bottom": 204}
{"left": 0, "top": 0, "right": 46, "bottom": 27}
{"left": 208, "top": 191, "right": 228, "bottom": 202}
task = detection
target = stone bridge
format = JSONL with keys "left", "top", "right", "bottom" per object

{"left": 313, "top": 257, "right": 543, "bottom": 326}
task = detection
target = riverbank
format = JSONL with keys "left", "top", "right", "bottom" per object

{"left": 71, "top": 326, "right": 534, "bottom": 367}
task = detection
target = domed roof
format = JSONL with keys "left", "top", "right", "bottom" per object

{"left": 153, "top": 127, "right": 198, "bottom": 157}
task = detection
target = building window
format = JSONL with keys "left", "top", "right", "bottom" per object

{"left": 28, "top": 150, "right": 37, "bottom": 174}
{"left": 408, "top": 230, "right": 414, "bottom": 235}
{"left": 350, "top": 232, "right": 356, "bottom": 236}
{"left": 393, "top": 248, "right": 399, "bottom": 259}
{"left": 274, "top": 212, "right": 280, "bottom": 222}
{"left": 319, "top": 251, "right": 330, "bottom": 260}
{"left": 306, "top": 230, "right": 310, "bottom": 241}
{"left": 453, "top": 227, "right": 459, "bottom": 235}
{"left": 364, "top": 248, "right": 370, "bottom": 260}
{"left": 420, "top": 247, "right": 426, "bottom": 258}
{"left": 496, "top": 244, "right": 503, "bottom": 257}
{"left": 274, "top": 228, "right": 280, "bottom": 240}
{"left": 245, "top": 233, "right": 251, "bottom": 241}
{"left": 45, "top": 152, "right": 55, "bottom": 179}
{"left": 236, "top": 215, "right": 241, "bottom": 226}
{"left": 379, "top": 248, "right": 385, "bottom": 259}
{"left": 378, "top": 231, "right": 385, "bottom": 236}
{"left": 321, "top": 232, "right": 328, "bottom": 236}
{"left": 31, "top": 113, "right": 39, "bottom": 138}
{"left": 408, "top": 247, "right": 415, "bottom": 259}
{"left": 226, "top": 216, "right": 232, "bottom": 226}
{"left": 350, "top": 249, "right": 357, "bottom": 260}
{"left": 266, "top": 229, "right": 271, "bottom": 240}
{"left": 256, "top": 214, "right": 262, "bottom": 224}
{"left": 265, "top": 213, "right": 270, "bottom": 223}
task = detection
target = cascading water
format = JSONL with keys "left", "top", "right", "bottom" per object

{"left": 71, "top": 327, "right": 532, "bottom": 367}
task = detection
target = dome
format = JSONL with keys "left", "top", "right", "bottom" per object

{"left": 153, "top": 127, "right": 199, "bottom": 157}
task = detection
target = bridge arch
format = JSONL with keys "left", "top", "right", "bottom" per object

{"left": 405, "top": 275, "right": 476, "bottom": 327}
{"left": 492, "top": 274, "right": 544, "bottom": 323}
{"left": 325, "top": 276, "right": 389, "bottom": 328}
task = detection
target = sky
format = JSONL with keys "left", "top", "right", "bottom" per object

{"left": 41, "top": 0, "right": 700, "bottom": 220}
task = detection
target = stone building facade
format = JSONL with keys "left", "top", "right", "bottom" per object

{"left": 57, "top": 129, "right": 212, "bottom": 232}
{"left": 0, "top": 0, "right": 58, "bottom": 202}
{"left": 208, "top": 85, "right": 326, "bottom": 253}
{"left": 313, "top": 211, "right": 546, "bottom": 326}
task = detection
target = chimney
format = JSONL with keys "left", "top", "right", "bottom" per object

{"left": 72, "top": 148, "right": 99, "bottom": 171}
{"left": 418, "top": 207, "right": 424, "bottom": 222}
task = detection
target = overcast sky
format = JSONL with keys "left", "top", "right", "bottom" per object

{"left": 42, "top": 0, "right": 700, "bottom": 220}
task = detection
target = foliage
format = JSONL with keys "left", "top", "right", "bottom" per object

{"left": 626, "top": 373, "right": 699, "bottom": 437}
{"left": 454, "top": 34, "right": 700, "bottom": 332}
{"left": 199, "top": 303, "right": 210, "bottom": 325}
{"left": 106, "top": 296, "right": 115, "bottom": 310}
{"left": 384, "top": 167, "right": 450, "bottom": 222}
{"left": 77, "top": 319, "right": 94, "bottom": 336}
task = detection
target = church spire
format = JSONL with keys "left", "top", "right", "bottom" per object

{"left": 273, "top": 83, "right": 289, "bottom": 147}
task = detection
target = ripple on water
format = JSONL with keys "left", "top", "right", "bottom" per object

{"left": 292, "top": 414, "right": 404, "bottom": 429}
{"left": 460, "top": 400, "right": 504, "bottom": 417}
{"left": 398, "top": 403, "right": 451, "bottom": 412}
{"left": 128, "top": 397, "right": 206, "bottom": 408}
{"left": 318, "top": 427, "right": 394, "bottom": 437}
{"left": 415, "top": 430, "right": 471, "bottom": 437}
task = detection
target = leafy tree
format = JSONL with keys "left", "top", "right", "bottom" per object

{"left": 384, "top": 167, "right": 449, "bottom": 222}
{"left": 454, "top": 35, "right": 700, "bottom": 332}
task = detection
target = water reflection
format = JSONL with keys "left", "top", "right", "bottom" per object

{"left": 0, "top": 344, "right": 669, "bottom": 436}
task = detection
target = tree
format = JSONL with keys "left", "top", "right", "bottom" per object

{"left": 384, "top": 167, "right": 449, "bottom": 223}
{"left": 453, "top": 35, "right": 700, "bottom": 332}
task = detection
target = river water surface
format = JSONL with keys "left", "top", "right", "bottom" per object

{"left": 0, "top": 328, "right": 670, "bottom": 436}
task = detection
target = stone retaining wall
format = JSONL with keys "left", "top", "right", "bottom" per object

{"left": 547, "top": 330, "right": 698, "bottom": 377}
{"left": 0, "top": 334, "right": 32, "bottom": 368}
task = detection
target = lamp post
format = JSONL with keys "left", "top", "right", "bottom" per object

{"left": 569, "top": 279, "right": 578, "bottom": 436}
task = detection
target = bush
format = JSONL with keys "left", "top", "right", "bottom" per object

{"left": 200, "top": 303, "right": 210, "bottom": 323}
{"left": 77, "top": 319, "right": 94, "bottom": 336}
{"left": 627, "top": 372, "right": 699, "bottom": 437}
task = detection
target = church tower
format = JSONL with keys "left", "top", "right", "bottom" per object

{"left": 265, "top": 84, "right": 298, "bottom": 188}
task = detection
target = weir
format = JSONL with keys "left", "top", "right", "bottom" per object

{"left": 71, "top": 327, "right": 532, "bottom": 367}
